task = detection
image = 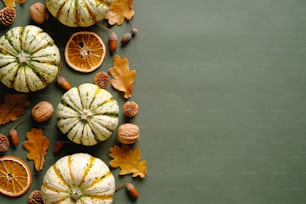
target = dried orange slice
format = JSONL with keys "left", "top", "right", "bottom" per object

{"left": 3, "top": 0, "right": 15, "bottom": 7}
{"left": 64, "top": 31, "right": 106, "bottom": 73}
{"left": 0, "top": 155, "right": 32, "bottom": 197}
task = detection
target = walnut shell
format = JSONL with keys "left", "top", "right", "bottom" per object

{"left": 32, "top": 101, "right": 54, "bottom": 122}
{"left": 29, "top": 2, "right": 49, "bottom": 24}
{"left": 117, "top": 123, "right": 140, "bottom": 144}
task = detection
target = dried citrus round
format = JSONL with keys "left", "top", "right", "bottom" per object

{"left": 64, "top": 31, "right": 106, "bottom": 73}
{"left": 0, "top": 155, "right": 32, "bottom": 197}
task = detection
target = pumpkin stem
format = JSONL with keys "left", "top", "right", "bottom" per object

{"left": 80, "top": 109, "right": 93, "bottom": 123}
{"left": 70, "top": 187, "right": 82, "bottom": 201}
{"left": 17, "top": 51, "right": 30, "bottom": 65}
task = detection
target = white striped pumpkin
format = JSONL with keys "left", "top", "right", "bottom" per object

{"left": 0, "top": 25, "right": 60, "bottom": 92}
{"left": 56, "top": 83, "right": 119, "bottom": 146}
{"left": 41, "top": 153, "right": 115, "bottom": 204}
{"left": 46, "top": 0, "right": 112, "bottom": 27}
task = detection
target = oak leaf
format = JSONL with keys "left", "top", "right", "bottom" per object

{"left": 23, "top": 128, "right": 49, "bottom": 171}
{"left": 106, "top": 0, "right": 135, "bottom": 25}
{"left": 109, "top": 55, "right": 136, "bottom": 99}
{"left": 0, "top": 93, "right": 30, "bottom": 125}
{"left": 109, "top": 144, "right": 146, "bottom": 178}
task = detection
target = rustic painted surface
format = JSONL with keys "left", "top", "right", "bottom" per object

{"left": 1, "top": 0, "right": 306, "bottom": 203}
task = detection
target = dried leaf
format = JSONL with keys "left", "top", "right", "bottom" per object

{"left": 0, "top": 93, "right": 30, "bottom": 125}
{"left": 106, "top": 0, "right": 135, "bottom": 25}
{"left": 109, "top": 55, "right": 136, "bottom": 99}
{"left": 23, "top": 128, "right": 49, "bottom": 171}
{"left": 109, "top": 144, "right": 146, "bottom": 178}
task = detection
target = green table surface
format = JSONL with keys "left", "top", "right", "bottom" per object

{"left": 0, "top": 0, "right": 306, "bottom": 203}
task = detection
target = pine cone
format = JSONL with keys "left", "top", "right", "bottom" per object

{"left": 0, "top": 134, "right": 9, "bottom": 152}
{"left": 0, "top": 7, "right": 16, "bottom": 26}
{"left": 28, "top": 190, "right": 44, "bottom": 204}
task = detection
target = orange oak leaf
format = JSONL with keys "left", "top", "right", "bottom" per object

{"left": 109, "top": 55, "right": 136, "bottom": 99}
{"left": 0, "top": 93, "right": 30, "bottom": 125}
{"left": 23, "top": 128, "right": 50, "bottom": 171}
{"left": 109, "top": 144, "right": 146, "bottom": 178}
{"left": 106, "top": 0, "right": 135, "bottom": 25}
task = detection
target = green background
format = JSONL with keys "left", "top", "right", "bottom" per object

{"left": 0, "top": 0, "right": 306, "bottom": 203}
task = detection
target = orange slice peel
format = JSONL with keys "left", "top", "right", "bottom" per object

{"left": 0, "top": 155, "right": 32, "bottom": 197}
{"left": 64, "top": 31, "right": 106, "bottom": 73}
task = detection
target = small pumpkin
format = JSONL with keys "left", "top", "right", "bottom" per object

{"left": 46, "top": 0, "right": 112, "bottom": 27}
{"left": 0, "top": 25, "right": 60, "bottom": 92}
{"left": 56, "top": 83, "right": 119, "bottom": 146}
{"left": 41, "top": 153, "right": 115, "bottom": 204}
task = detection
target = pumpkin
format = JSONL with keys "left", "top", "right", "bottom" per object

{"left": 56, "top": 83, "right": 119, "bottom": 146}
{"left": 41, "top": 153, "right": 115, "bottom": 204}
{"left": 46, "top": 0, "right": 112, "bottom": 27}
{"left": 0, "top": 25, "right": 60, "bottom": 93}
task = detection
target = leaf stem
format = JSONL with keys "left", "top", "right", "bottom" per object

{"left": 115, "top": 182, "right": 128, "bottom": 192}
{"left": 11, "top": 119, "right": 24, "bottom": 129}
{"left": 96, "top": 22, "right": 115, "bottom": 34}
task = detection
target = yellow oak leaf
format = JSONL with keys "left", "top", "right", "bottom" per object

{"left": 0, "top": 93, "right": 30, "bottom": 125}
{"left": 109, "top": 55, "right": 136, "bottom": 99}
{"left": 23, "top": 128, "right": 50, "bottom": 171}
{"left": 109, "top": 144, "right": 147, "bottom": 178}
{"left": 106, "top": 0, "right": 135, "bottom": 25}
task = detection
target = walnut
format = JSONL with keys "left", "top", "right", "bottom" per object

{"left": 32, "top": 101, "right": 54, "bottom": 122}
{"left": 28, "top": 190, "right": 43, "bottom": 204}
{"left": 0, "top": 134, "right": 9, "bottom": 152}
{"left": 117, "top": 123, "right": 140, "bottom": 144}
{"left": 29, "top": 2, "right": 49, "bottom": 24}
{"left": 123, "top": 101, "right": 139, "bottom": 117}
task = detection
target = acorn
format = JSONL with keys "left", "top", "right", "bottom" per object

{"left": 131, "top": 27, "right": 139, "bottom": 37}
{"left": 96, "top": 23, "right": 118, "bottom": 54}
{"left": 9, "top": 119, "right": 24, "bottom": 147}
{"left": 109, "top": 32, "right": 118, "bottom": 53}
{"left": 57, "top": 75, "right": 72, "bottom": 90}
{"left": 115, "top": 182, "right": 139, "bottom": 201}
{"left": 121, "top": 32, "right": 132, "bottom": 46}
{"left": 0, "top": 7, "right": 16, "bottom": 26}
